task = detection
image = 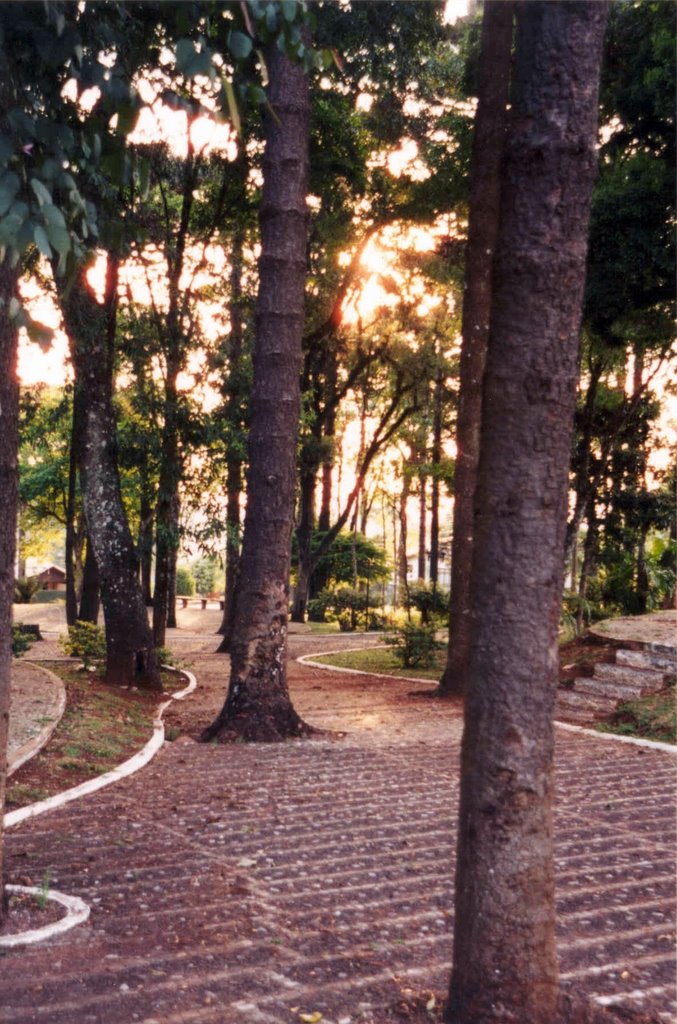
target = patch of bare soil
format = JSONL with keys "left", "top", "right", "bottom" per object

{"left": 6, "top": 665, "right": 179, "bottom": 810}
{"left": 0, "top": 889, "right": 63, "bottom": 936}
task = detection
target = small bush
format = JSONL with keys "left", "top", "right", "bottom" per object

{"left": 155, "top": 645, "right": 175, "bottom": 666}
{"left": 175, "top": 566, "right": 195, "bottom": 597}
{"left": 59, "top": 621, "right": 106, "bottom": 669}
{"left": 11, "top": 626, "right": 33, "bottom": 659}
{"left": 14, "top": 576, "right": 43, "bottom": 604}
{"left": 386, "top": 622, "right": 442, "bottom": 668}
{"left": 406, "top": 582, "right": 449, "bottom": 624}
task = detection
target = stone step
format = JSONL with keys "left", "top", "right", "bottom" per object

{"left": 556, "top": 689, "right": 614, "bottom": 716}
{"left": 593, "top": 662, "right": 665, "bottom": 692}
{"left": 616, "top": 648, "right": 677, "bottom": 673}
{"left": 573, "top": 676, "right": 646, "bottom": 702}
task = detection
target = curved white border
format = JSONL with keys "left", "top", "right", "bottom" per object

{"left": 297, "top": 649, "right": 433, "bottom": 686}
{"left": 4, "top": 666, "right": 197, "bottom": 828}
{"left": 0, "top": 884, "right": 90, "bottom": 948}
{"left": 8, "top": 664, "right": 67, "bottom": 777}
{"left": 299, "top": 651, "right": 677, "bottom": 755}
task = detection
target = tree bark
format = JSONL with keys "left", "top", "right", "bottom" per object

{"left": 152, "top": 373, "right": 181, "bottom": 648}
{"left": 65, "top": 395, "right": 80, "bottom": 626}
{"left": 417, "top": 472, "right": 426, "bottom": 582}
{"left": 429, "top": 368, "right": 443, "bottom": 591}
{"left": 201, "top": 41, "right": 311, "bottom": 742}
{"left": 217, "top": 214, "right": 247, "bottom": 649}
{"left": 60, "top": 264, "right": 160, "bottom": 689}
{"left": 445, "top": 4, "right": 607, "bottom": 1021}
{"left": 78, "top": 536, "right": 100, "bottom": 624}
{"left": 438, "top": 0, "right": 514, "bottom": 697}
{"left": 138, "top": 469, "right": 154, "bottom": 607}
{"left": 0, "top": 257, "right": 20, "bottom": 919}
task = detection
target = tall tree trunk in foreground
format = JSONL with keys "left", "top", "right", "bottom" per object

{"left": 445, "top": 4, "right": 607, "bottom": 1022}
{"left": 438, "top": 0, "right": 514, "bottom": 697}
{"left": 61, "top": 265, "right": 160, "bottom": 689}
{"left": 202, "top": 42, "right": 311, "bottom": 742}
{"left": 0, "top": 258, "right": 20, "bottom": 918}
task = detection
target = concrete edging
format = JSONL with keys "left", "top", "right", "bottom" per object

{"left": 299, "top": 651, "right": 677, "bottom": 755}
{"left": 8, "top": 664, "right": 67, "bottom": 778}
{"left": 297, "top": 650, "right": 435, "bottom": 686}
{"left": 4, "top": 666, "right": 197, "bottom": 829}
{"left": 0, "top": 885, "right": 90, "bottom": 948}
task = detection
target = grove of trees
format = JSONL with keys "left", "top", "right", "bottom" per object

{"left": 1, "top": 1, "right": 674, "bottom": 1020}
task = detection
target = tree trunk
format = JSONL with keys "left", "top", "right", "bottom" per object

{"left": 438, "top": 0, "right": 514, "bottom": 697}
{"left": 417, "top": 473, "right": 426, "bottom": 581}
{"left": 445, "top": 4, "right": 607, "bottom": 1022}
{"left": 78, "top": 537, "right": 100, "bottom": 624}
{"left": 201, "top": 41, "right": 311, "bottom": 743}
{"left": 0, "top": 257, "right": 20, "bottom": 919}
{"left": 60, "top": 264, "right": 160, "bottom": 689}
{"left": 217, "top": 215, "right": 246, "bottom": 649}
{"left": 166, "top": 533, "right": 178, "bottom": 629}
{"left": 429, "top": 368, "right": 443, "bottom": 591}
{"left": 397, "top": 468, "right": 411, "bottom": 603}
{"left": 138, "top": 469, "right": 154, "bottom": 607}
{"left": 291, "top": 462, "right": 317, "bottom": 623}
{"left": 152, "top": 373, "right": 181, "bottom": 648}
{"left": 65, "top": 394, "right": 79, "bottom": 626}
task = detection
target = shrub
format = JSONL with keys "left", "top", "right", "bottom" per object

{"left": 11, "top": 626, "right": 33, "bottom": 659}
{"left": 175, "top": 566, "right": 195, "bottom": 596}
{"left": 386, "top": 622, "right": 442, "bottom": 668}
{"left": 14, "top": 576, "right": 43, "bottom": 604}
{"left": 406, "top": 582, "right": 449, "bottom": 624}
{"left": 192, "top": 556, "right": 218, "bottom": 597}
{"left": 59, "top": 621, "right": 106, "bottom": 669}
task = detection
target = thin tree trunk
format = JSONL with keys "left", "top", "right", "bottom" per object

{"left": 397, "top": 469, "right": 411, "bottom": 602}
{"left": 201, "top": 41, "right": 311, "bottom": 742}
{"left": 166, "top": 526, "right": 178, "bottom": 629}
{"left": 138, "top": 470, "right": 154, "bottom": 607}
{"left": 78, "top": 537, "right": 100, "bottom": 624}
{"left": 65, "top": 395, "right": 79, "bottom": 626}
{"left": 60, "top": 263, "right": 160, "bottom": 688}
{"left": 217, "top": 214, "right": 247, "bottom": 649}
{"left": 445, "top": 4, "right": 607, "bottom": 1021}
{"left": 291, "top": 463, "right": 317, "bottom": 622}
{"left": 152, "top": 372, "right": 181, "bottom": 648}
{"left": 417, "top": 473, "right": 426, "bottom": 581}
{"left": 438, "top": 0, "right": 514, "bottom": 697}
{"left": 429, "top": 368, "right": 443, "bottom": 591}
{"left": 0, "top": 257, "right": 20, "bottom": 919}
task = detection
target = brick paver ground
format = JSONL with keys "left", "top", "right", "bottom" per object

{"left": 2, "top": 634, "right": 675, "bottom": 1024}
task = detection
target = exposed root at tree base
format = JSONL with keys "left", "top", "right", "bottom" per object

{"left": 199, "top": 712, "right": 318, "bottom": 744}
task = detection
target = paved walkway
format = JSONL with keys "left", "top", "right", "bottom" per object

{"left": 3, "top": 624, "right": 676, "bottom": 1024}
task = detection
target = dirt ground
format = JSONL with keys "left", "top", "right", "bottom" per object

{"left": 4, "top": 610, "right": 675, "bottom": 1024}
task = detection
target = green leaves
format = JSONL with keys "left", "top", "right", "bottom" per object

{"left": 175, "top": 37, "right": 215, "bottom": 80}
{"left": 228, "top": 30, "right": 253, "bottom": 61}
{"left": 0, "top": 171, "right": 20, "bottom": 215}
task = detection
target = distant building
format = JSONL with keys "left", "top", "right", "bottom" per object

{"left": 37, "top": 565, "right": 67, "bottom": 591}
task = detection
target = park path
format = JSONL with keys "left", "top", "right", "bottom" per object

{"left": 2, "top": 629, "right": 675, "bottom": 1024}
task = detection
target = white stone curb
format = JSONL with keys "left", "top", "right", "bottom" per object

{"left": 297, "top": 650, "right": 439, "bottom": 686}
{"left": 0, "top": 885, "right": 90, "bottom": 948}
{"left": 299, "top": 652, "right": 677, "bottom": 755}
{"left": 554, "top": 720, "right": 677, "bottom": 755}
{"left": 8, "top": 665, "right": 67, "bottom": 777}
{"left": 4, "top": 666, "right": 197, "bottom": 829}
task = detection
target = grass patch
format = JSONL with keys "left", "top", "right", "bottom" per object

{"left": 313, "top": 645, "right": 446, "bottom": 681}
{"left": 6, "top": 664, "right": 179, "bottom": 810}
{"left": 306, "top": 620, "right": 342, "bottom": 634}
{"left": 597, "top": 689, "right": 676, "bottom": 745}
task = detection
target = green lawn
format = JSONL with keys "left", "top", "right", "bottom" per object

{"left": 313, "top": 645, "right": 445, "bottom": 681}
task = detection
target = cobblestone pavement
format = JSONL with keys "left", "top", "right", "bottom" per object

{"left": 2, "top": 636, "right": 675, "bottom": 1024}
